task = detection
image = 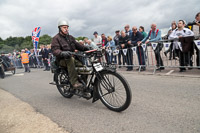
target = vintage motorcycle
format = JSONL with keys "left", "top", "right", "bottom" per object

{"left": 0, "top": 58, "right": 16, "bottom": 79}
{"left": 51, "top": 49, "right": 132, "bottom": 112}
{"left": 0, "top": 58, "right": 5, "bottom": 78}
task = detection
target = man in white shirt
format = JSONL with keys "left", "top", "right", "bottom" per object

{"left": 169, "top": 20, "right": 194, "bottom": 72}
{"left": 93, "top": 31, "right": 102, "bottom": 47}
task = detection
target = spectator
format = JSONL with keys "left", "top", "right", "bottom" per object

{"left": 16, "top": 52, "right": 23, "bottom": 68}
{"left": 40, "top": 45, "right": 50, "bottom": 71}
{"left": 21, "top": 49, "right": 30, "bottom": 73}
{"left": 124, "top": 24, "right": 132, "bottom": 39}
{"left": 164, "top": 21, "right": 177, "bottom": 60}
{"left": 128, "top": 26, "right": 145, "bottom": 71}
{"left": 188, "top": 12, "right": 200, "bottom": 69}
{"left": 101, "top": 33, "right": 108, "bottom": 47}
{"left": 25, "top": 48, "right": 31, "bottom": 55}
{"left": 119, "top": 31, "right": 132, "bottom": 71}
{"left": 169, "top": 20, "right": 194, "bottom": 72}
{"left": 86, "top": 40, "right": 99, "bottom": 50}
{"left": 93, "top": 31, "right": 102, "bottom": 47}
{"left": 105, "top": 36, "right": 116, "bottom": 64}
{"left": 37, "top": 49, "right": 43, "bottom": 68}
{"left": 8, "top": 53, "right": 14, "bottom": 66}
{"left": 139, "top": 26, "right": 147, "bottom": 39}
{"left": 79, "top": 40, "right": 84, "bottom": 45}
{"left": 83, "top": 38, "right": 89, "bottom": 46}
{"left": 114, "top": 30, "right": 120, "bottom": 47}
{"left": 138, "top": 23, "right": 164, "bottom": 71}
{"left": 29, "top": 49, "right": 34, "bottom": 68}
{"left": 114, "top": 30, "right": 124, "bottom": 67}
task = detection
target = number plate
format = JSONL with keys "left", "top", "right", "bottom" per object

{"left": 93, "top": 63, "right": 103, "bottom": 71}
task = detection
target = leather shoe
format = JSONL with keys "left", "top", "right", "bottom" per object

{"left": 126, "top": 68, "right": 133, "bottom": 71}
{"left": 156, "top": 68, "right": 161, "bottom": 71}
{"left": 73, "top": 82, "right": 83, "bottom": 89}
{"left": 179, "top": 69, "right": 186, "bottom": 72}
{"left": 160, "top": 67, "right": 165, "bottom": 70}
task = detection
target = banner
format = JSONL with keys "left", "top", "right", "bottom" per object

{"left": 113, "top": 49, "right": 119, "bottom": 56}
{"left": 107, "top": 49, "right": 112, "bottom": 56}
{"left": 194, "top": 40, "right": 200, "bottom": 50}
{"left": 131, "top": 47, "right": 137, "bottom": 55}
{"left": 122, "top": 49, "right": 127, "bottom": 56}
{"left": 163, "top": 42, "right": 171, "bottom": 52}
{"left": 151, "top": 43, "right": 158, "bottom": 50}
{"left": 141, "top": 44, "right": 146, "bottom": 51}
{"left": 32, "top": 27, "right": 41, "bottom": 66}
{"left": 177, "top": 42, "right": 182, "bottom": 51}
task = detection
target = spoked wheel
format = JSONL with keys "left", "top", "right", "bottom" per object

{"left": 0, "top": 66, "right": 5, "bottom": 79}
{"left": 97, "top": 71, "right": 132, "bottom": 112}
{"left": 54, "top": 73, "right": 73, "bottom": 98}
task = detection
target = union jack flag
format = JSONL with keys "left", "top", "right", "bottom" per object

{"left": 32, "top": 27, "right": 41, "bottom": 50}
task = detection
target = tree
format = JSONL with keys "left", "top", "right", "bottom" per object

{"left": 0, "top": 43, "right": 4, "bottom": 49}
{"left": 20, "top": 41, "right": 33, "bottom": 50}
{"left": 39, "top": 34, "right": 52, "bottom": 46}
{"left": 76, "top": 36, "right": 87, "bottom": 41}
{"left": 0, "top": 45, "right": 13, "bottom": 53}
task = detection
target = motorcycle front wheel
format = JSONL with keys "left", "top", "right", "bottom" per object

{"left": 97, "top": 71, "right": 132, "bottom": 112}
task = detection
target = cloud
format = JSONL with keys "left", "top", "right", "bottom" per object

{"left": 0, "top": 0, "right": 199, "bottom": 40}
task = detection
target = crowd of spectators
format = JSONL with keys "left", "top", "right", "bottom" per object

{"left": 1, "top": 12, "right": 200, "bottom": 73}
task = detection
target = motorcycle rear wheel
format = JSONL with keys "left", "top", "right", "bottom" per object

{"left": 54, "top": 73, "right": 73, "bottom": 98}
{"left": 0, "top": 66, "right": 5, "bottom": 79}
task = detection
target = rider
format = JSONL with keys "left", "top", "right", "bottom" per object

{"left": 51, "top": 18, "right": 89, "bottom": 89}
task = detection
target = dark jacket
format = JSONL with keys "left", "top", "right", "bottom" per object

{"left": 187, "top": 20, "right": 200, "bottom": 39}
{"left": 131, "top": 31, "right": 143, "bottom": 46}
{"left": 102, "top": 38, "right": 108, "bottom": 47}
{"left": 114, "top": 35, "right": 121, "bottom": 48}
{"left": 179, "top": 36, "right": 195, "bottom": 53}
{"left": 40, "top": 48, "right": 49, "bottom": 59}
{"left": 119, "top": 35, "right": 131, "bottom": 48}
{"left": 187, "top": 20, "right": 200, "bottom": 31}
{"left": 51, "top": 33, "right": 88, "bottom": 60}
{"left": 125, "top": 30, "right": 132, "bottom": 39}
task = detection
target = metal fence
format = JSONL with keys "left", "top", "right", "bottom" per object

{"left": 99, "top": 37, "right": 200, "bottom": 74}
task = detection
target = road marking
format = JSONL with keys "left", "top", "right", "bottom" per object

{"left": 165, "top": 70, "right": 174, "bottom": 75}
{"left": 13, "top": 73, "right": 24, "bottom": 76}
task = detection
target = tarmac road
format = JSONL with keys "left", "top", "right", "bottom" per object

{"left": 0, "top": 69, "right": 200, "bottom": 133}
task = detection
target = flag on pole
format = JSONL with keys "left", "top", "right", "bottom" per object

{"left": 32, "top": 27, "right": 41, "bottom": 50}
{"left": 32, "top": 27, "right": 41, "bottom": 67}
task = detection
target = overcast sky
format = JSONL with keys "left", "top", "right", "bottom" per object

{"left": 0, "top": 0, "right": 199, "bottom": 40}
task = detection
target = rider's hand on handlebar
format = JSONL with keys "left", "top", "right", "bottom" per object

{"left": 60, "top": 51, "right": 71, "bottom": 58}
